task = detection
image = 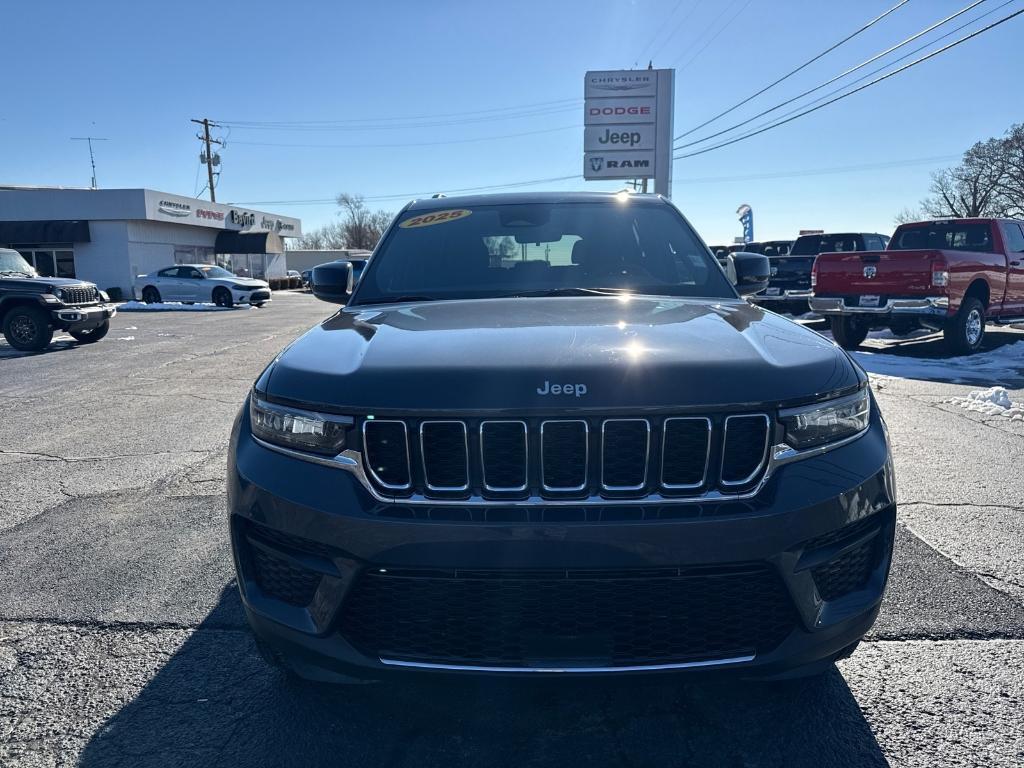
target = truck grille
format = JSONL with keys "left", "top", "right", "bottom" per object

{"left": 340, "top": 564, "right": 796, "bottom": 668}
{"left": 58, "top": 286, "right": 97, "bottom": 305}
{"left": 362, "top": 413, "right": 771, "bottom": 501}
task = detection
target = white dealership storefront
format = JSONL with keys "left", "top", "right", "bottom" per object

{"left": 0, "top": 187, "right": 302, "bottom": 297}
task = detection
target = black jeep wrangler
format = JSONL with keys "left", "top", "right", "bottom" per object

{"left": 0, "top": 248, "right": 118, "bottom": 352}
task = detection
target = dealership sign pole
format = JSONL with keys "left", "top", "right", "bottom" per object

{"left": 583, "top": 69, "right": 674, "bottom": 197}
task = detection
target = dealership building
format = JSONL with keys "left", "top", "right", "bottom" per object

{"left": 0, "top": 186, "right": 302, "bottom": 296}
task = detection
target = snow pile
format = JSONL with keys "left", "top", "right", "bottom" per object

{"left": 945, "top": 386, "right": 1024, "bottom": 420}
{"left": 851, "top": 341, "right": 1024, "bottom": 385}
{"left": 117, "top": 301, "right": 250, "bottom": 312}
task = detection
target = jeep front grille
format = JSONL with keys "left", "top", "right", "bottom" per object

{"left": 361, "top": 413, "right": 771, "bottom": 501}
{"left": 58, "top": 286, "right": 97, "bottom": 305}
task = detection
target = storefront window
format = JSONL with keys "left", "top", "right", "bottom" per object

{"left": 15, "top": 247, "right": 74, "bottom": 278}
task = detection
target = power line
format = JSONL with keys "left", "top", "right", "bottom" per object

{"left": 234, "top": 174, "right": 585, "bottom": 207}
{"left": 216, "top": 100, "right": 582, "bottom": 131}
{"left": 675, "top": 0, "right": 757, "bottom": 74}
{"left": 230, "top": 124, "right": 578, "bottom": 150}
{"left": 673, "top": 7, "right": 1024, "bottom": 160}
{"left": 675, "top": 0, "right": 911, "bottom": 141}
{"left": 676, "top": 154, "right": 960, "bottom": 182}
{"left": 643, "top": 0, "right": 703, "bottom": 64}
{"left": 665, "top": 0, "right": 746, "bottom": 71}
{"left": 675, "top": 0, "right": 995, "bottom": 150}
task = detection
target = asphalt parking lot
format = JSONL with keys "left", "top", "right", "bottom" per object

{"left": 1, "top": 293, "right": 1023, "bottom": 768}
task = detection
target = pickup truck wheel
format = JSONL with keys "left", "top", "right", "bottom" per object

{"left": 69, "top": 320, "right": 110, "bottom": 344}
{"left": 3, "top": 306, "right": 54, "bottom": 351}
{"left": 944, "top": 297, "right": 985, "bottom": 355}
{"left": 142, "top": 286, "right": 161, "bottom": 304}
{"left": 213, "top": 287, "right": 233, "bottom": 308}
{"left": 830, "top": 317, "right": 869, "bottom": 349}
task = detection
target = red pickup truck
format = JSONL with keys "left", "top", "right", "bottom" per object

{"left": 810, "top": 218, "right": 1024, "bottom": 354}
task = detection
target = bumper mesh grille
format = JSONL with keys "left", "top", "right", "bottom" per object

{"left": 248, "top": 545, "right": 321, "bottom": 606}
{"left": 340, "top": 565, "right": 796, "bottom": 668}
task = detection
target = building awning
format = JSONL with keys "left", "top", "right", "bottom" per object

{"left": 215, "top": 230, "right": 284, "bottom": 254}
{"left": 0, "top": 220, "right": 91, "bottom": 244}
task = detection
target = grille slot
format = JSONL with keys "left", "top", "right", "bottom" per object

{"left": 541, "top": 420, "right": 589, "bottom": 492}
{"left": 247, "top": 544, "right": 321, "bottom": 606}
{"left": 480, "top": 421, "right": 528, "bottom": 493}
{"left": 661, "top": 417, "right": 711, "bottom": 489}
{"left": 721, "top": 414, "right": 770, "bottom": 486}
{"left": 58, "top": 286, "right": 96, "bottom": 305}
{"left": 340, "top": 565, "right": 796, "bottom": 668}
{"left": 812, "top": 537, "right": 882, "bottom": 600}
{"left": 601, "top": 419, "right": 650, "bottom": 491}
{"left": 363, "top": 420, "right": 411, "bottom": 490}
{"left": 420, "top": 421, "right": 469, "bottom": 492}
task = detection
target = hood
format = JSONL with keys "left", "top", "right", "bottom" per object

{"left": 266, "top": 297, "right": 862, "bottom": 412}
{"left": 228, "top": 277, "right": 270, "bottom": 288}
{"left": 0, "top": 276, "right": 95, "bottom": 292}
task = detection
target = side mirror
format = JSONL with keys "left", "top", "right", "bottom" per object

{"left": 311, "top": 261, "right": 353, "bottom": 305}
{"left": 731, "top": 252, "right": 770, "bottom": 296}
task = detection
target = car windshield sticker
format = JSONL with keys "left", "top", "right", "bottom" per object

{"left": 398, "top": 209, "right": 472, "bottom": 229}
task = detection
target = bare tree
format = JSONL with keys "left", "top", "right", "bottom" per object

{"left": 919, "top": 137, "right": 1008, "bottom": 218}
{"left": 893, "top": 206, "right": 922, "bottom": 226}
{"left": 290, "top": 221, "right": 347, "bottom": 250}
{"left": 994, "top": 123, "right": 1024, "bottom": 218}
{"left": 337, "top": 193, "right": 393, "bottom": 250}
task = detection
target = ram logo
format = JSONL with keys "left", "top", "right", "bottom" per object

{"left": 863, "top": 265, "right": 877, "bottom": 279}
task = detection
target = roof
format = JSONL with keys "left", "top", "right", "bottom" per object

{"left": 405, "top": 191, "right": 669, "bottom": 211}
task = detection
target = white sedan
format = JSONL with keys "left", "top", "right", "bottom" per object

{"left": 134, "top": 264, "right": 272, "bottom": 307}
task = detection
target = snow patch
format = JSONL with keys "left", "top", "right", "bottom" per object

{"left": 118, "top": 301, "right": 250, "bottom": 312}
{"left": 944, "top": 387, "right": 1024, "bottom": 420}
{"left": 850, "top": 341, "right": 1024, "bottom": 384}
{"left": 117, "top": 336, "right": 136, "bottom": 341}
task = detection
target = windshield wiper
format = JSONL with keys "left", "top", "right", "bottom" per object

{"left": 498, "top": 287, "right": 630, "bottom": 299}
{"left": 0, "top": 270, "right": 33, "bottom": 277}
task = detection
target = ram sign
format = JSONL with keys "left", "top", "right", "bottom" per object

{"left": 583, "top": 68, "right": 674, "bottom": 195}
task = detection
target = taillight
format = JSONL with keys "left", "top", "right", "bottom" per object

{"left": 810, "top": 259, "right": 818, "bottom": 288}
{"left": 931, "top": 257, "right": 949, "bottom": 288}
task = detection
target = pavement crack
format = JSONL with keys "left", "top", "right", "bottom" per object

{"left": 0, "top": 616, "right": 247, "bottom": 633}
{"left": 900, "top": 500, "right": 1024, "bottom": 512}
{"left": 0, "top": 448, "right": 214, "bottom": 464}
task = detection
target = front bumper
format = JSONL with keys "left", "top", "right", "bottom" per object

{"left": 810, "top": 295, "right": 950, "bottom": 317}
{"left": 234, "top": 289, "right": 272, "bottom": 305}
{"left": 52, "top": 304, "right": 116, "bottom": 329}
{"left": 228, "top": 400, "right": 895, "bottom": 681}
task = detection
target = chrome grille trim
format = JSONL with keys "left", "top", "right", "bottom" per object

{"left": 660, "top": 417, "right": 712, "bottom": 490}
{"left": 600, "top": 418, "right": 651, "bottom": 492}
{"left": 379, "top": 653, "right": 756, "bottom": 673}
{"left": 540, "top": 419, "right": 589, "bottom": 493}
{"left": 361, "top": 420, "right": 412, "bottom": 491}
{"left": 419, "top": 420, "right": 470, "bottom": 493}
{"left": 479, "top": 420, "right": 529, "bottom": 493}
{"left": 720, "top": 414, "right": 771, "bottom": 487}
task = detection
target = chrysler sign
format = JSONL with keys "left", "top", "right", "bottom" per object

{"left": 583, "top": 68, "right": 674, "bottom": 195}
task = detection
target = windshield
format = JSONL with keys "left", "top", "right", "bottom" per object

{"left": 198, "top": 265, "right": 236, "bottom": 279}
{"left": 352, "top": 202, "right": 735, "bottom": 304}
{"left": 0, "top": 249, "right": 36, "bottom": 276}
{"left": 790, "top": 234, "right": 862, "bottom": 256}
{"left": 891, "top": 222, "right": 993, "bottom": 252}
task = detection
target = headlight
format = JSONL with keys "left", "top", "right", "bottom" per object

{"left": 231, "top": 283, "right": 252, "bottom": 292}
{"left": 250, "top": 396, "right": 351, "bottom": 455}
{"left": 779, "top": 388, "right": 870, "bottom": 451}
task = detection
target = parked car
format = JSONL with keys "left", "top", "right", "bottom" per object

{"left": 287, "top": 270, "right": 303, "bottom": 290}
{"left": 134, "top": 264, "right": 271, "bottom": 308}
{"left": 759, "top": 232, "right": 889, "bottom": 316}
{"left": 228, "top": 191, "right": 894, "bottom": 684}
{"left": 300, "top": 269, "right": 313, "bottom": 291}
{"left": 0, "top": 248, "right": 117, "bottom": 351}
{"left": 811, "top": 218, "right": 1024, "bottom": 354}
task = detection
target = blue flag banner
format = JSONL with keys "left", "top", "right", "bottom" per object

{"left": 736, "top": 204, "right": 754, "bottom": 243}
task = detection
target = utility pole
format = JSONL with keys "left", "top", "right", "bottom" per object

{"left": 70, "top": 137, "right": 108, "bottom": 189}
{"left": 190, "top": 118, "right": 223, "bottom": 202}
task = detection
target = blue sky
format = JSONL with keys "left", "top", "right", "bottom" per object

{"left": 3, "top": 0, "right": 1022, "bottom": 243}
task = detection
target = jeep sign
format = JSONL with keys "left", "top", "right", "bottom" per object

{"left": 583, "top": 68, "right": 674, "bottom": 195}
{"left": 584, "top": 124, "right": 656, "bottom": 152}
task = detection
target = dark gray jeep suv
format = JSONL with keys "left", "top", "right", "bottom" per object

{"left": 228, "top": 192, "right": 895, "bottom": 683}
